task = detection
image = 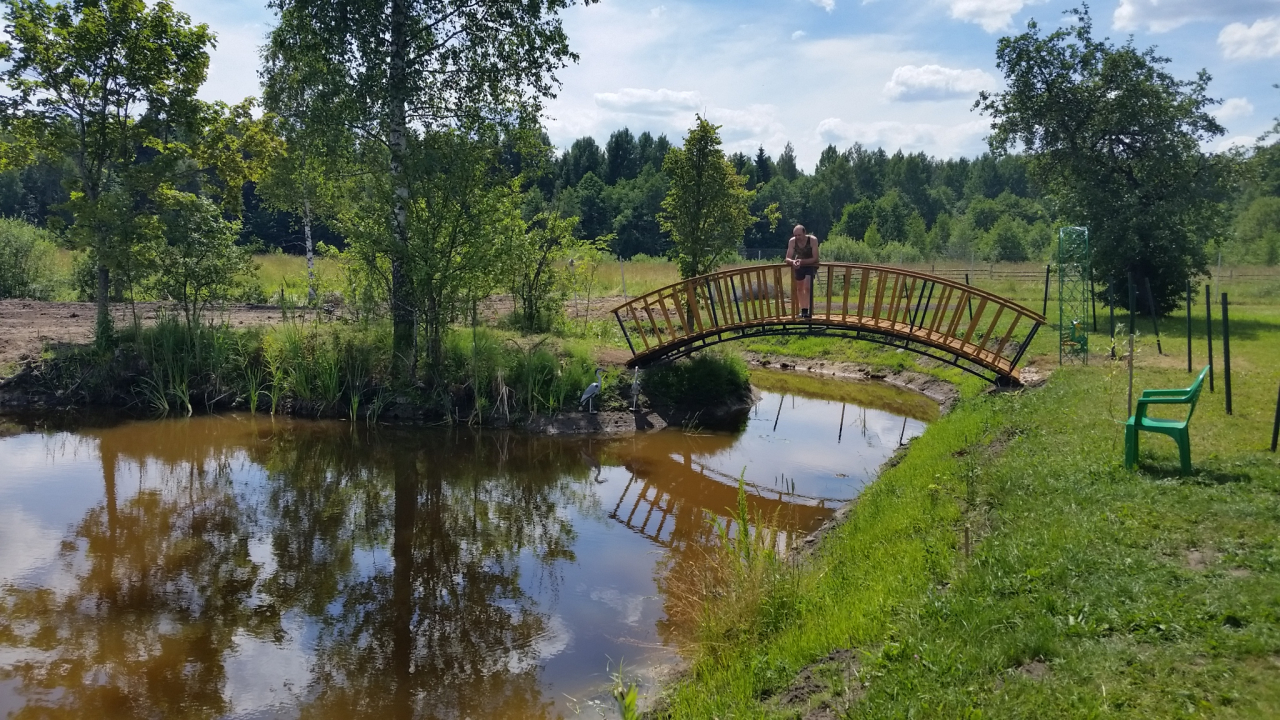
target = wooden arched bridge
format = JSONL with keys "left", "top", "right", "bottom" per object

{"left": 611, "top": 263, "right": 1046, "bottom": 384}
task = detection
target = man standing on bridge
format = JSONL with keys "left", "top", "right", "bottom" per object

{"left": 786, "top": 225, "right": 820, "bottom": 318}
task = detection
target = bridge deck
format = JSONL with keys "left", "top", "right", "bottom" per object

{"left": 611, "top": 263, "right": 1047, "bottom": 383}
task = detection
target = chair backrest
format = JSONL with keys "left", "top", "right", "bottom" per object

{"left": 1184, "top": 366, "right": 1210, "bottom": 420}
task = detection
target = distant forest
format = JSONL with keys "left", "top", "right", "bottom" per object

{"left": 4, "top": 125, "right": 1277, "bottom": 265}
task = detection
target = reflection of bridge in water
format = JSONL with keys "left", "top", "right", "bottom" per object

{"left": 603, "top": 438, "right": 842, "bottom": 552}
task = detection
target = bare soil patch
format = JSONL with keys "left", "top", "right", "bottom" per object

{"left": 0, "top": 300, "right": 325, "bottom": 373}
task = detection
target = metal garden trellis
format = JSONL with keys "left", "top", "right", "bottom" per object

{"left": 1058, "top": 227, "right": 1091, "bottom": 365}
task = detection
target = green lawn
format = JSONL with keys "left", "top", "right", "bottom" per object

{"left": 652, "top": 289, "right": 1280, "bottom": 717}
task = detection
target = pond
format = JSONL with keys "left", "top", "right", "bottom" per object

{"left": 0, "top": 370, "right": 934, "bottom": 719}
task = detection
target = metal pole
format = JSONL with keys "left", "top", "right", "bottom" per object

{"left": 838, "top": 403, "right": 845, "bottom": 444}
{"left": 1143, "top": 277, "right": 1163, "bottom": 355}
{"left": 1206, "top": 284, "right": 1215, "bottom": 392}
{"left": 1186, "top": 280, "right": 1192, "bottom": 373}
{"left": 1109, "top": 284, "right": 1116, "bottom": 360}
{"left": 620, "top": 258, "right": 627, "bottom": 300}
{"left": 1222, "top": 292, "right": 1232, "bottom": 415}
{"left": 1091, "top": 280, "right": 1098, "bottom": 332}
{"left": 1127, "top": 272, "right": 1136, "bottom": 419}
{"left": 1272, "top": 382, "right": 1279, "bottom": 452}
{"left": 964, "top": 273, "right": 973, "bottom": 320}
{"left": 1042, "top": 264, "right": 1051, "bottom": 318}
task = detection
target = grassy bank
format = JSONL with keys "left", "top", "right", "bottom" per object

{"left": 654, "top": 295, "right": 1280, "bottom": 715}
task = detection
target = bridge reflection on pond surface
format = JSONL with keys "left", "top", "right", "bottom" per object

{"left": 0, "top": 373, "right": 929, "bottom": 719}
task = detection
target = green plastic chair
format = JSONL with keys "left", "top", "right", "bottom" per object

{"left": 1124, "top": 366, "right": 1210, "bottom": 475}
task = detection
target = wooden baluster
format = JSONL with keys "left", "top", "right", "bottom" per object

{"left": 628, "top": 304, "right": 652, "bottom": 350}
{"left": 978, "top": 306, "right": 1005, "bottom": 361}
{"left": 643, "top": 301, "right": 663, "bottom": 343}
{"left": 686, "top": 281, "right": 705, "bottom": 334}
{"left": 771, "top": 266, "right": 784, "bottom": 318}
{"left": 825, "top": 266, "right": 834, "bottom": 318}
{"left": 960, "top": 297, "right": 989, "bottom": 348}
{"left": 841, "top": 266, "right": 852, "bottom": 321}
{"left": 928, "top": 286, "right": 954, "bottom": 337}
{"left": 856, "top": 267, "right": 870, "bottom": 320}
{"left": 655, "top": 293, "right": 678, "bottom": 338}
{"left": 993, "top": 315, "right": 1022, "bottom": 368}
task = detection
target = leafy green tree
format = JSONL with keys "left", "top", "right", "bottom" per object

{"left": 0, "top": 217, "right": 58, "bottom": 298}
{"left": 776, "top": 142, "right": 800, "bottom": 182}
{"left": 660, "top": 116, "right": 757, "bottom": 278}
{"left": 834, "top": 199, "right": 874, "bottom": 241}
{"left": 604, "top": 128, "right": 639, "bottom": 184}
{"left": 263, "top": 0, "right": 589, "bottom": 377}
{"left": 150, "top": 190, "right": 253, "bottom": 330}
{"left": 754, "top": 146, "right": 774, "bottom": 185}
{"left": 508, "top": 211, "right": 578, "bottom": 331}
{"left": 560, "top": 136, "right": 605, "bottom": 187}
{"left": 873, "top": 189, "right": 912, "bottom": 244}
{"left": 977, "top": 6, "right": 1236, "bottom": 312}
{"left": 0, "top": 0, "right": 214, "bottom": 342}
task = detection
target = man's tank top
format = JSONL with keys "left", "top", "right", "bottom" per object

{"left": 795, "top": 235, "right": 815, "bottom": 260}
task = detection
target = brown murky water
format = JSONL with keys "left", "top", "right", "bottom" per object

{"left": 0, "top": 371, "right": 932, "bottom": 719}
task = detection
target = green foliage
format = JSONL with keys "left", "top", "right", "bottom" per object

{"left": 660, "top": 116, "right": 757, "bottom": 278}
{"left": 978, "top": 5, "right": 1237, "bottom": 312}
{"left": 641, "top": 350, "right": 751, "bottom": 408}
{"left": 0, "top": 217, "right": 58, "bottom": 299}
{"left": 0, "top": 0, "right": 216, "bottom": 339}
{"left": 1230, "top": 195, "right": 1280, "bottom": 265}
{"left": 821, "top": 234, "right": 877, "bottom": 263}
{"left": 149, "top": 190, "right": 254, "bottom": 329}
{"left": 507, "top": 211, "right": 578, "bottom": 332}
{"left": 833, "top": 199, "right": 874, "bottom": 241}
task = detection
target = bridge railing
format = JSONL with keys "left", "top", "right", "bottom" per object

{"left": 611, "top": 263, "right": 1047, "bottom": 382}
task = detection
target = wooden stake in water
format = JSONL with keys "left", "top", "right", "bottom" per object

{"left": 1206, "top": 285, "right": 1215, "bottom": 393}
{"left": 1222, "top": 292, "right": 1233, "bottom": 416}
{"left": 838, "top": 403, "right": 846, "bottom": 444}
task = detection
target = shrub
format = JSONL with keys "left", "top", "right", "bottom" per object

{"left": 642, "top": 350, "right": 750, "bottom": 408}
{"left": 821, "top": 234, "right": 877, "bottom": 263}
{"left": 0, "top": 218, "right": 59, "bottom": 299}
{"left": 876, "top": 242, "right": 925, "bottom": 266}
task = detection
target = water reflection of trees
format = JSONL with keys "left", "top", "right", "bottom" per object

{"left": 0, "top": 418, "right": 595, "bottom": 720}
{"left": 0, "top": 421, "right": 261, "bottom": 719}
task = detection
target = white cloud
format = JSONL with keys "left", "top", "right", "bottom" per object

{"left": 811, "top": 0, "right": 836, "bottom": 11}
{"left": 792, "top": 30, "right": 807, "bottom": 40}
{"left": 594, "top": 88, "right": 702, "bottom": 115}
{"left": 1219, "top": 16, "right": 1280, "bottom": 59}
{"left": 1215, "top": 135, "right": 1256, "bottom": 152}
{"left": 816, "top": 117, "right": 989, "bottom": 155}
{"left": 547, "top": 3, "right": 991, "bottom": 164}
{"left": 650, "top": 5, "right": 666, "bottom": 18}
{"left": 1115, "top": 0, "right": 1280, "bottom": 33}
{"left": 884, "top": 64, "right": 995, "bottom": 101}
{"left": 947, "top": 0, "right": 1042, "bottom": 33}
{"left": 1215, "top": 97, "right": 1255, "bottom": 120}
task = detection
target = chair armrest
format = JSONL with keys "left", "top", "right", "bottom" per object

{"left": 1141, "top": 388, "right": 1190, "bottom": 398}
{"left": 1136, "top": 396, "right": 1191, "bottom": 406}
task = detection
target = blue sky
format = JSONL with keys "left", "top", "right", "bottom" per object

{"left": 175, "top": 0, "right": 1280, "bottom": 168}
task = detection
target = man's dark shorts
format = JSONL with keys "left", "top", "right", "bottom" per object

{"left": 793, "top": 266, "right": 817, "bottom": 281}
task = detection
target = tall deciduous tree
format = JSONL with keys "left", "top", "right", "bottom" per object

{"left": 263, "top": 0, "right": 592, "bottom": 377}
{"left": 660, "top": 116, "right": 757, "bottom": 278}
{"left": 0, "top": 0, "right": 213, "bottom": 342}
{"left": 977, "top": 6, "right": 1236, "bottom": 312}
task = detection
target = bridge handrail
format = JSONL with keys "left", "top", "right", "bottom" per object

{"left": 610, "top": 262, "right": 1048, "bottom": 383}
